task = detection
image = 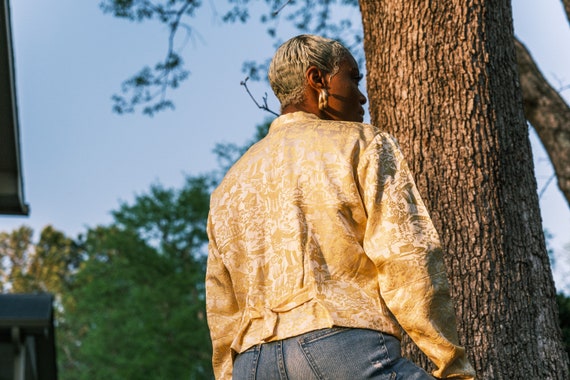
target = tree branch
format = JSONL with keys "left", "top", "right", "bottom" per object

{"left": 516, "top": 37, "right": 570, "bottom": 207}
{"left": 105, "top": 0, "right": 197, "bottom": 115}
{"left": 272, "top": 0, "right": 294, "bottom": 17}
{"left": 240, "top": 77, "right": 279, "bottom": 116}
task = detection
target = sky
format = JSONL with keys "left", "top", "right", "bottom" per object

{"left": 2, "top": 0, "right": 569, "bottom": 290}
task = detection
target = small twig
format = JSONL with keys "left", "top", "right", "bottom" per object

{"left": 539, "top": 173, "right": 556, "bottom": 199}
{"left": 551, "top": 73, "right": 570, "bottom": 94}
{"left": 240, "top": 77, "right": 279, "bottom": 116}
{"left": 559, "top": 83, "right": 570, "bottom": 93}
{"left": 272, "top": 0, "right": 294, "bottom": 16}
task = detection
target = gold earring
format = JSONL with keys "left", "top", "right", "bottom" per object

{"left": 318, "top": 89, "right": 329, "bottom": 110}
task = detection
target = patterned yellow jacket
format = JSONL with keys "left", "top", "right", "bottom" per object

{"left": 206, "top": 112, "right": 475, "bottom": 379}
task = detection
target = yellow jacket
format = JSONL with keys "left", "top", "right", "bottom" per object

{"left": 206, "top": 112, "right": 475, "bottom": 379}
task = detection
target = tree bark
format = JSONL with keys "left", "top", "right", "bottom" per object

{"left": 514, "top": 31, "right": 570, "bottom": 208}
{"left": 359, "top": 0, "right": 569, "bottom": 378}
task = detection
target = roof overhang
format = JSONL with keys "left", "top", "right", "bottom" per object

{"left": 0, "top": 0, "right": 28, "bottom": 215}
{"left": 0, "top": 293, "right": 58, "bottom": 380}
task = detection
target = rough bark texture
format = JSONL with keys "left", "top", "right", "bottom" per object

{"left": 359, "top": 0, "right": 569, "bottom": 378}
{"left": 515, "top": 40, "right": 570, "bottom": 209}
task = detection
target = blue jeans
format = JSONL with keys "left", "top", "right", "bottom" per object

{"left": 233, "top": 327, "right": 434, "bottom": 379}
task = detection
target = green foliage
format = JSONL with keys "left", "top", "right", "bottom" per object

{"left": 0, "top": 226, "right": 34, "bottom": 292}
{"left": 110, "top": 55, "right": 188, "bottom": 116}
{"left": 100, "top": 0, "right": 198, "bottom": 116}
{"left": 111, "top": 175, "right": 212, "bottom": 258}
{"left": 62, "top": 175, "right": 214, "bottom": 379}
{"left": 65, "top": 228, "right": 210, "bottom": 379}
{"left": 0, "top": 225, "right": 79, "bottom": 295}
{"left": 31, "top": 226, "right": 82, "bottom": 294}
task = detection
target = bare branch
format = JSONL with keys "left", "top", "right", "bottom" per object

{"left": 272, "top": 0, "right": 294, "bottom": 17}
{"left": 539, "top": 173, "right": 557, "bottom": 199}
{"left": 240, "top": 77, "right": 279, "bottom": 116}
{"left": 105, "top": 0, "right": 199, "bottom": 115}
{"left": 559, "top": 83, "right": 570, "bottom": 94}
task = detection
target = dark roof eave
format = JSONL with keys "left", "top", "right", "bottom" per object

{"left": 0, "top": 0, "right": 28, "bottom": 216}
{"left": 0, "top": 294, "right": 58, "bottom": 380}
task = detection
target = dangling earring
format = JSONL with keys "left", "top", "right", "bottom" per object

{"left": 318, "top": 89, "right": 329, "bottom": 110}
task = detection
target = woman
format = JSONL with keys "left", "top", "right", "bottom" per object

{"left": 206, "top": 34, "right": 475, "bottom": 379}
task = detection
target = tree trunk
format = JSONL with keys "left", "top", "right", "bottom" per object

{"left": 359, "top": 0, "right": 569, "bottom": 378}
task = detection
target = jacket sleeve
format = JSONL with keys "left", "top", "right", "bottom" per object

{"left": 205, "top": 214, "right": 240, "bottom": 380}
{"left": 358, "top": 133, "right": 476, "bottom": 379}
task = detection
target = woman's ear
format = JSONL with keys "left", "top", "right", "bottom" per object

{"left": 306, "top": 66, "right": 327, "bottom": 91}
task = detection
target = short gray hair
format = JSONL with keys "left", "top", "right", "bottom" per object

{"left": 268, "top": 34, "right": 351, "bottom": 110}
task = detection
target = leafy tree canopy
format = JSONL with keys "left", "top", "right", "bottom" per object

{"left": 60, "top": 175, "right": 213, "bottom": 379}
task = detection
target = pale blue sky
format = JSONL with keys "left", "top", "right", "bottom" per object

{"left": 2, "top": 0, "right": 569, "bottom": 289}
